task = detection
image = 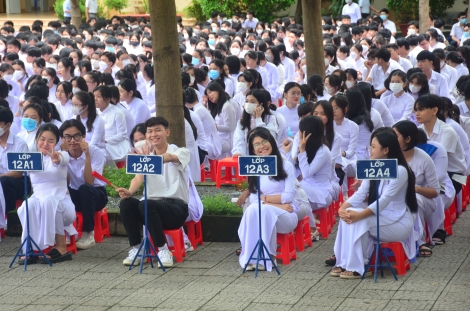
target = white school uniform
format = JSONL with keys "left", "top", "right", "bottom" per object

{"left": 185, "top": 165, "right": 203, "bottom": 223}
{"left": 382, "top": 91, "right": 415, "bottom": 123}
{"left": 368, "top": 61, "right": 403, "bottom": 91}
{"left": 355, "top": 119, "right": 373, "bottom": 160}
{"left": 255, "top": 65, "right": 270, "bottom": 92}
{"left": 18, "top": 152, "right": 77, "bottom": 251}
{"left": 48, "top": 84, "right": 58, "bottom": 104}
{"left": 68, "top": 145, "right": 106, "bottom": 189}
{"left": 126, "top": 97, "right": 151, "bottom": 125}
{"left": 115, "top": 103, "right": 135, "bottom": 139}
{"left": 54, "top": 100, "right": 74, "bottom": 121}
{"left": 189, "top": 109, "right": 207, "bottom": 153}
{"left": 238, "top": 159, "right": 298, "bottom": 271}
{"left": 271, "top": 110, "right": 287, "bottom": 146}
{"left": 407, "top": 148, "right": 440, "bottom": 246}
{"left": 222, "top": 76, "right": 235, "bottom": 97}
{"left": 232, "top": 115, "right": 278, "bottom": 156}
{"left": 6, "top": 94, "right": 20, "bottom": 116}
{"left": 371, "top": 98, "right": 395, "bottom": 127}
{"left": 79, "top": 115, "right": 106, "bottom": 149}
{"left": 370, "top": 108, "right": 384, "bottom": 130}
{"left": 98, "top": 104, "right": 129, "bottom": 162}
{"left": 228, "top": 98, "right": 242, "bottom": 123}
{"left": 334, "top": 118, "right": 359, "bottom": 177}
{"left": 454, "top": 63, "right": 469, "bottom": 77}
{"left": 17, "top": 126, "right": 40, "bottom": 151}
{"left": 281, "top": 57, "right": 295, "bottom": 83}
{"left": 232, "top": 92, "right": 246, "bottom": 112}
{"left": 446, "top": 118, "right": 470, "bottom": 175}
{"left": 145, "top": 82, "right": 156, "bottom": 115}
{"left": 329, "top": 132, "right": 343, "bottom": 201}
{"left": 193, "top": 103, "right": 221, "bottom": 160}
{"left": 440, "top": 65, "right": 458, "bottom": 92}
{"left": 185, "top": 119, "right": 201, "bottom": 182}
{"left": 215, "top": 101, "right": 237, "bottom": 158}
{"left": 334, "top": 166, "right": 415, "bottom": 275}
{"left": 277, "top": 104, "right": 300, "bottom": 137}
{"left": 459, "top": 116, "right": 470, "bottom": 142}
{"left": 298, "top": 145, "right": 333, "bottom": 209}
{"left": 428, "top": 71, "right": 450, "bottom": 99}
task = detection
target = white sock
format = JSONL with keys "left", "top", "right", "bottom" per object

{"left": 159, "top": 243, "right": 169, "bottom": 251}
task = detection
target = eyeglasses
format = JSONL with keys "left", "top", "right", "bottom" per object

{"left": 253, "top": 139, "right": 270, "bottom": 149}
{"left": 63, "top": 133, "right": 82, "bottom": 142}
{"left": 288, "top": 92, "right": 302, "bottom": 97}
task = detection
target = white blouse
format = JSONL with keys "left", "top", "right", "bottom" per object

{"left": 79, "top": 115, "right": 106, "bottom": 149}
{"left": 371, "top": 98, "right": 395, "bottom": 127}
{"left": 277, "top": 104, "right": 300, "bottom": 136}
{"left": 54, "top": 100, "right": 74, "bottom": 121}
{"left": 126, "top": 97, "right": 151, "bottom": 125}
{"left": 334, "top": 118, "right": 359, "bottom": 159}
{"left": 382, "top": 92, "right": 415, "bottom": 123}
{"left": 98, "top": 104, "right": 127, "bottom": 144}
{"left": 232, "top": 114, "right": 278, "bottom": 156}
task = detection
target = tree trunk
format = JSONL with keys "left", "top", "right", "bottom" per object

{"left": 149, "top": 0, "right": 185, "bottom": 147}
{"left": 71, "top": 0, "right": 81, "bottom": 27}
{"left": 419, "top": 0, "right": 430, "bottom": 35}
{"left": 302, "top": 0, "right": 324, "bottom": 80}
{"left": 294, "top": 0, "right": 302, "bottom": 24}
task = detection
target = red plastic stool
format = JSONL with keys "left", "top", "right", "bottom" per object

{"left": 16, "top": 200, "right": 23, "bottom": 208}
{"left": 67, "top": 234, "right": 78, "bottom": 254}
{"left": 215, "top": 157, "right": 245, "bottom": 188}
{"left": 200, "top": 164, "right": 206, "bottom": 182}
{"left": 75, "top": 208, "right": 111, "bottom": 242}
{"left": 294, "top": 216, "right": 312, "bottom": 252}
{"left": 444, "top": 206, "right": 453, "bottom": 235}
{"left": 184, "top": 220, "right": 203, "bottom": 250}
{"left": 116, "top": 161, "right": 126, "bottom": 169}
{"left": 347, "top": 177, "right": 356, "bottom": 197}
{"left": 0, "top": 228, "right": 5, "bottom": 239}
{"left": 164, "top": 228, "right": 187, "bottom": 262}
{"left": 329, "top": 202, "right": 336, "bottom": 225}
{"left": 204, "top": 159, "right": 218, "bottom": 182}
{"left": 449, "top": 198, "right": 457, "bottom": 224}
{"left": 370, "top": 242, "right": 410, "bottom": 276}
{"left": 313, "top": 207, "right": 331, "bottom": 239}
{"left": 276, "top": 231, "right": 296, "bottom": 265}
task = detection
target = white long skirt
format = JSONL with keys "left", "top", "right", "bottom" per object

{"left": 17, "top": 194, "right": 77, "bottom": 252}
{"left": 238, "top": 202, "right": 298, "bottom": 271}
{"left": 334, "top": 207, "right": 414, "bottom": 275}
{"left": 415, "top": 194, "right": 437, "bottom": 246}
{"left": 105, "top": 140, "right": 129, "bottom": 162}
{"left": 0, "top": 183, "right": 6, "bottom": 233}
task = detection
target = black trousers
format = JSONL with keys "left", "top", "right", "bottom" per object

{"left": 69, "top": 185, "right": 108, "bottom": 232}
{"left": 447, "top": 172, "right": 462, "bottom": 195}
{"left": 0, "top": 176, "right": 31, "bottom": 213}
{"left": 120, "top": 198, "right": 189, "bottom": 247}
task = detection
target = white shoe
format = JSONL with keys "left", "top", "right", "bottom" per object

{"left": 184, "top": 241, "right": 194, "bottom": 252}
{"left": 76, "top": 231, "right": 96, "bottom": 250}
{"left": 123, "top": 247, "right": 141, "bottom": 266}
{"left": 157, "top": 249, "right": 173, "bottom": 268}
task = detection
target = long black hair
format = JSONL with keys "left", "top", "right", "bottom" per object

{"left": 393, "top": 120, "right": 419, "bottom": 151}
{"left": 73, "top": 91, "right": 97, "bottom": 132}
{"left": 367, "top": 129, "right": 418, "bottom": 213}
{"left": 298, "top": 115, "right": 325, "bottom": 163}
{"left": 205, "top": 81, "right": 229, "bottom": 118}
{"left": 247, "top": 127, "right": 287, "bottom": 193}
{"left": 312, "top": 100, "right": 335, "bottom": 150}
{"left": 182, "top": 90, "right": 198, "bottom": 140}
{"left": 345, "top": 88, "right": 374, "bottom": 132}
{"left": 240, "top": 89, "right": 272, "bottom": 131}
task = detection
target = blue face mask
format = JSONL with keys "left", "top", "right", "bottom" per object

{"left": 208, "top": 69, "right": 220, "bottom": 80}
{"left": 300, "top": 96, "right": 305, "bottom": 104}
{"left": 191, "top": 57, "right": 199, "bottom": 66}
{"left": 105, "top": 46, "right": 115, "bottom": 53}
{"left": 465, "top": 32, "right": 470, "bottom": 38}
{"left": 287, "top": 126, "right": 293, "bottom": 138}
{"left": 380, "top": 15, "right": 387, "bottom": 21}
{"left": 182, "top": 63, "right": 187, "bottom": 67}
{"left": 21, "top": 118, "right": 38, "bottom": 131}
{"left": 208, "top": 39, "right": 215, "bottom": 46}
{"left": 462, "top": 18, "right": 467, "bottom": 24}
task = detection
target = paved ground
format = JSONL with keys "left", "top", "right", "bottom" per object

{"left": 1, "top": 209, "right": 469, "bottom": 311}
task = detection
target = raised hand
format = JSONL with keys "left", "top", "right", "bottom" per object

{"left": 47, "top": 146, "right": 62, "bottom": 164}
{"left": 298, "top": 131, "right": 312, "bottom": 153}
{"left": 80, "top": 141, "right": 89, "bottom": 156}
{"left": 60, "top": 141, "right": 69, "bottom": 151}
{"left": 253, "top": 105, "right": 264, "bottom": 118}
{"left": 282, "top": 139, "right": 292, "bottom": 154}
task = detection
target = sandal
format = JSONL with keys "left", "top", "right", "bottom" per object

{"left": 330, "top": 267, "right": 345, "bottom": 277}
{"left": 18, "top": 256, "right": 36, "bottom": 265}
{"left": 340, "top": 270, "right": 372, "bottom": 279}
{"left": 325, "top": 255, "right": 336, "bottom": 266}
{"left": 311, "top": 228, "right": 320, "bottom": 242}
{"left": 432, "top": 229, "right": 447, "bottom": 245}
{"left": 39, "top": 248, "right": 72, "bottom": 264}
{"left": 235, "top": 247, "right": 242, "bottom": 256}
{"left": 419, "top": 244, "right": 433, "bottom": 257}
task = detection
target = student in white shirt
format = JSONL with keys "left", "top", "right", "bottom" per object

{"left": 72, "top": 91, "right": 105, "bottom": 149}
{"left": 382, "top": 70, "right": 415, "bottom": 123}
{"left": 118, "top": 78, "right": 150, "bottom": 125}
{"left": 426, "top": 28, "right": 446, "bottom": 51}
{"left": 94, "top": 85, "right": 129, "bottom": 164}
{"left": 232, "top": 72, "right": 254, "bottom": 111}
{"left": 342, "top": 1, "right": 361, "bottom": 24}
{"left": 238, "top": 127, "right": 298, "bottom": 272}
{"left": 407, "top": 72, "right": 433, "bottom": 102}
{"left": 336, "top": 46, "right": 357, "bottom": 71}
{"left": 380, "top": 9, "right": 397, "bottom": 37}
{"left": 433, "top": 49, "right": 458, "bottom": 93}
{"left": 57, "top": 57, "right": 74, "bottom": 82}
{"left": 0, "top": 107, "right": 29, "bottom": 235}
{"left": 307, "top": 74, "right": 331, "bottom": 102}
{"left": 365, "top": 47, "right": 403, "bottom": 97}
{"left": 332, "top": 129, "right": 418, "bottom": 278}
{"left": 17, "top": 123, "right": 77, "bottom": 264}
{"left": 54, "top": 81, "right": 74, "bottom": 121}
{"left": 208, "top": 59, "right": 235, "bottom": 97}
{"left": 17, "top": 102, "right": 44, "bottom": 151}
{"left": 59, "top": 120, "right": 107, "bottom": 250}
{"left": 117, "top": 116, "right": 190, "bottom": 268}
{"left": 244, "top": 51, "right": 270, "bottom": 93}
{"left": 324, "top": 46, "right": 340, "bottom": 76}
{"left": 263, "top": 46, "right": 284, "bottom": 100}
{"left": 277, "top": 44, "right": 295, "bottom": 84}
{"left": 417, "top": 50, "right": 449, "bottom": 99}
{"left": 350, "top": 44, "right": 365, "bottom": 72}
{"left": 446, "top": 51, "right": 469, "bottom": 77}
{"left": 277, "top": 82, "right": 301, "bottom": 136}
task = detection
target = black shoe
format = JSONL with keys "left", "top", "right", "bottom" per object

{"left": 325, "top": 255, "right": 336, "bottom": 266}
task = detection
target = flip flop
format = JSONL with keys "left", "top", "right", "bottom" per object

{"left": 325, "top": 255, "right": 336, "bottom": 266}
{"left": 340, "top": 270, "right": 372, "bottom": 279}
{"left": 39, "top": 248, "right": 72, "bottom": 264}
{"left": 330, "top": 267, "right": 345, "bottom": 277}
{"left": 18, "top": 256, "right": 36, "bottom": 265}
{"left": 419, "top": 244, "right": 433, "bottom": 257}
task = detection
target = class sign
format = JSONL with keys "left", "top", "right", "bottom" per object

{"left": 238, "top": 156, "right": 277, "bottom": 176}
{"left": 356, "top": 159, "right": 398, "bottom": 180}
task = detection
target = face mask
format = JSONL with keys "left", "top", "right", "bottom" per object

{"left": 99, "top": 35, "right": 106, "bottom": 42}
{"left": 345, "top": 80, "right": 355, "bottom": 88}
{"left": 205, "top": 56, "right": 212, "bottom": 64}
{"left": 465, "top": 32, "right": 470, "bottom": 38}
{"left": 0, "top": 126, "right": 5, "bottom": 136}
{"left": 130, "top": 41, "right": 139, "bottom": 47}
{"left": 71, "top": 104, "right": 84, "bottom": 115}
{"left": 440, "top": 61, "right": 445, "bottom": 68}
{"left": 208, "top": 39, "right": 215, "bottom": 46}
{"left": 237, "top": 82, "right": 249, "bottom": 93}
{"left": 389, "top": 82, "right": 403, "bottom": 94}
{"left": 3, "top": 74, "right": 13, "bottom": 82}
{"left": 13, "top": 70, "right": 23, "bottom": 81}
{"left": 82, "top": 47, "right": 89, "bottom": 55}
{"left": 340, "top": 41, "right": 346, "bottom": 46}
{"left": 122, "top": 58, "right": 131, "bottom": 67}
{"left": 239, "top": 50, "right": 248, "bottom": 58}
{"left": 72, "top": 87, "right": 81, "bottom": 94}
{"left": 300, "top": 96, "right": 305, "bottom": 104}
{"left": 105, "top": 46, "right": 115, "bottom": 53}
{"left": 191, "top": 57, "right": 199, "bottom": 66}
{"left": 183, "top": 33, "right": 189, "bottom": 40}
{"left": 211, "top": 27, "right": 217, "bottom": 32}
{"left": 324, "top": 58, "right": 330, "bottom": 66}
{"left": 99, "top": 61, "right": 108, "bottom": 72}
{"left": 21, "top": 118, "right": 38, "bottom": 131}
{"left": 337, "top": 22, "right": 343, "bottom": 27}
{"left": 193, "top": 29, "right": 200, "bottom": 35}
{"left": 230, "top": 47, "right": 240, "bottom": 55}
{"left": 233, "top": 19, "right": 238, "bottom": 23}
{"left": 92, "top": 59, "right": 100, "bottom": 69}
{"left": 208, "top": 69, "right": 220, "bottom": 80}
{"left": 256, "top": 29, "right": 263, "bottom": 35}
{"left": 266, "top": 54, "right": 274, "bottom": 62}
{"left": 350, "top": 52, "right": 358, "bottom": 60}
{"left": 380, "top": 15, "right": 387, "bottom": 21}
{"left": 132, "top": 25, "right": 139, "bottom": 30}
{"left": 325, "top": 86, "right": 334, "bottom": 95}
{"left": 115, "top": 79, "right": 121, "bottom": 86}
{"left": 244, "top": 102, "right": 257, "bottom": 114}
{"left": 407, "top": 29, "right": 416, "bottom": 35}
{"left": 462, "top": 18, "right": 467, "bottom": 24}
{"left": 345, "top": 0, "right": 352, "bottom": 3}
{"left": 409, "top": 84, "right": 421, "bottom": 94}
{"left": 0, "top": 45, "right": 5, "bottom": 52}
{"left": 362, "top": 45, "right": 369, "bottom": 53}
{"left": 190, "top": 75, "right": 195, "bottom": 84}
{"left": 74, "top": 68, "right": 80, "bottom": 76}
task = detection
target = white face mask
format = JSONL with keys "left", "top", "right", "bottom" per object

{"left": 244, "top": 102, "right": 257, "bottom": 114}
{"left": 325, "top": 86, "right": 334, "bottom": 95}
{"left": 0, "top": 45, "right": 5, "bottom": 52}
{"left": 362, "top": 45, "right": 369, "bottom": 53}
{"left": 324, "top": 58, "right": 330, "bottom": 66}
{"left": 440, "top": 61, "right": 445, "bottom": 68}
{"left": 122, "top": 59, "right": 131, "bottom": 67}
{"left": 72, "top": 87, "right": 81, "bottom": 95}
{"left": 115, "top": 79, "right": 121, "bottom": 86}
{"left": 230, "top": 47, "right": 240, "bottom": 56}
{"left": 74, "top": 68, "right": 80, "bottom": 76}
{"left": 92, "top": 59, "right": 100, "bottom": 69}
{"left": 237, "top": 82, "right": 249, "bottom": 93}
{"left": 407, "top": 29, "right": 416, "bottom": 35}
{"left": 302, "top": 65, "right": 307, "bottom": 76}
{"left": 345, "top": 80, "right": 355, "bottom": 88}
{"left": 13, "top": 70, "right": 23, "bottom": 81}
{"left": 389, "top": 82, "right": 404, "bottom": 94}
{"left": 205, "top": 56, "right": 212, "bottom": 64}
{"left": 183, "top": 33, "right": 189, "bottom": 40}
{"left": 82, "top": 47, "right": 89, "bottom": 55}
{"left": 3, "top": 74, "right": 13, "bottom": 82}
{"left": 350, "top": 52, "right": 358, "bottom": 60}
{"left": 0, "top": 126, "right": 6, "bottom": 136}
{"left": 99, "top": 61, "right": 108, "bottom": 72}
{"left": 409, "top": 84, "right": 421, "bottom": 94}
{"left": 71, "top": 105, "right": 83, "bottom": 115}
{"left": 337, "top": 22, "right": 343, "bottom": 27}
{"left": 256, "top": 29, "right": 263, "bottom": 35}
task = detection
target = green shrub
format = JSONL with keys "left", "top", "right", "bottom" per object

{"left": 103, "top": 167, "right": 142, "bottom": 197}
{"left": 104, "top": 0, "right": 128, "bottom": 14}
{"left": 202, "top": 194, "right": 243, "bottom": 216}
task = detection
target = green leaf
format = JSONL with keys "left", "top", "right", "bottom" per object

{"left": 201, "top": 194, "right": 243, "bottom": 216}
